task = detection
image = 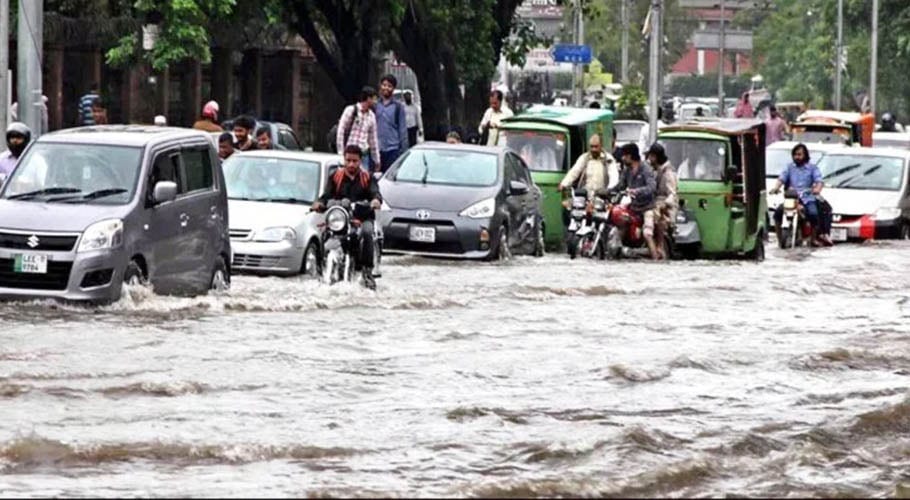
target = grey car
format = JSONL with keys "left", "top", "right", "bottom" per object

{"left": 379, "top": 143, "right": 544, "bottom": 260}
{"left": 224, "top": 150, "right": 342, "bottom": 276}
{"left": 0, "top": 125, "right": 231, "bottom": 302}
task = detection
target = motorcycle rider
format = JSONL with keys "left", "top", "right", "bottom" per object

{"left": 311, "top": 145, "right": 383, "bottom": 289}
{"left": 880, "top": 112, "right": 902, "bottom": 133}
{"left": 0, "top": 122, "right": 31, "bottom": 180}
{"left": 607, "top": 143, "right": 660, "bottom": 260}
{"left": 770, "top": 143, "right": 832, "bottom": 246}
{"left": 557, "top": 134, "right": 620, "bottom": 196}
{"left": 645, "top": 143, "right": 677, "bottom": 260}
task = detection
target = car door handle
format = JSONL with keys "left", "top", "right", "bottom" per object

{"left": 180, "top": 213, "right": 190, "bottom": 227}
{"left": 210, "top": 206, "right": 219, "bottom": 219}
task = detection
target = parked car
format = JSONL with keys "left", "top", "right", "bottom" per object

{"left": 221, "top": 118, "right": 303, "bottom": 150}
{"left": 816, "top": 148, "right": 910, "bottom": 241}
{"left": 614, "top": 120, "right": 649, "bottom": 153}
{"left": 873, "top": 131, "right": 910, "bottom": 150}
{"left": 765, "top": 141, "right": 844, "bottom": 227}
{"left": 0, "top": 125, "right": 231, "bottom": 302}
{"left": 223, "top": 150, "right": 342, "bottom": 276}
{"left": 378, "top": 143, "right": 544, "bottom": 260}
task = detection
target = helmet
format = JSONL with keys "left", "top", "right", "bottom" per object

{"left": 644, "top": 142, "right": 667, "bottom": 164}
{"left": 881, "top": 112, "right": 896, "bottom": 131}
{"left": 202, "top": 100, "right": 219, "bottom": 119}
{"left": 6, "top": 122, "right": 31, "bottom": 157}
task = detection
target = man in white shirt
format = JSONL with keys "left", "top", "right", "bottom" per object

{"left": 557, "top": 134, "right": 619, "bottom": 197}
{"left": 478, "top": 90, "right": 514, "bottom": 147}
{"left": 403, "top": 91, "right": 423, "bottom": 147}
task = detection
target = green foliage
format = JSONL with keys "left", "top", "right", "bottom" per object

{"left": 669, "top": 74, "right": 753, "bottom": 99}
{"left": 616, "top": 84, "right": 647, "bottom": 120}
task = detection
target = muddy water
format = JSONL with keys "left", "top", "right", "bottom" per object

{"left": 1, "top": 243, "right": 909, "bottom": 497}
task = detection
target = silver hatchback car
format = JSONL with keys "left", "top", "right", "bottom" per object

{"left": 0, "top": 125, "right": 231, "bottom": 302}
{"left": 224, "top": 150, "right": 342, "bottom": 276}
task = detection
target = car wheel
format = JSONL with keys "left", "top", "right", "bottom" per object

{"left": 210, "top": 257, "right": 230, "bottom": 292}
{"left": 901, "top": 222, "right": 910, "bottom": 240}
{"left": 123, "top": 260, "right": 146, "bottom": 287}
{"left": 533, "top": 220, "right": 545, "bottom": 257}
{"left": 496, "top": 225, "right": 511, "bottom": 261}
{"left": 301, "top": 240, "right": 321, "bottom": 278}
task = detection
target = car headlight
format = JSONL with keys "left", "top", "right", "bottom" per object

{"left": 873, "top": 207, "right": 902, "bottom": 220}
{"left": 252, "top": 226, "right": 296, "bottom": 242}
{"left": 78, "top": 219, "right": 123, "bottom": 253}
{"left": 381, "top": 200, "right": 392, "bottom": 211}
{"left": 459, "top": 197, "right": 496, "bottom": 219}
{"left": 327, "top": 208, "right": 348, "bottom": 232}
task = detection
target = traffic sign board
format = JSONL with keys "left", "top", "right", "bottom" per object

{"left": 551, "top": 44, "right": 593, "bottom": 64}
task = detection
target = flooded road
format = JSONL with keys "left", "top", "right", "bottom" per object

{"left": 2, "top": 243, "right": 910, "bottom": 497}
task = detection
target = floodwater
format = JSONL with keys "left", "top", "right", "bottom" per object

{"left": 1, "top": 243, "right": 910, "bottom": 497}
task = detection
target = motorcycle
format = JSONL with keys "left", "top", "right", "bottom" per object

{"left": 604, "top": 190, "right": 672, "bottom": 259}
{"left": 320, "top": 199, "right": 380, "bottom": 287}
{"left": 778, "top": 188, "right": 813, "bottom": 249}
{"left": 564, "top": 188, "right": 588, "bottom": 259}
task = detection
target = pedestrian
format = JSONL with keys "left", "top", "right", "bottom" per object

{"left": 478, "top": 90, "right": 514, "bottom": 147}
{"left": 375, "top": 75, "right": 409, "bottom": 172}
{"left": 764, "top": 106, "right": 790, "bottom": 145}
{"left": 336, "top": 86, "right": 380, "bottom": 172}
{"left": 0, "top": 122, "right": 31, "bottom": 180}
{"left": 734, "top": 92, "right": 754, "bottom": 118}
{"left": 403, "top": 91, "right": 423, "bottom": 147}
{"left": 233, "top": 115, "right": 258, "bottom": 151}
{"left": 256, "top": 127, "right": 286, "bottom": 150}
{"left": 218, "top": 132, "right": 235, "bottom": 161}
{"left": 79, "top": 83, "right": 101, "bottom": 126}
{"left": 154, "top": 115, "right": 167, "bottom": 126}
{"left": 90, "top": 98, "right": 108, "bottom": 125}
{"left": 446, "top": 131, "right": 462, "bottom": 144}
{"left": 193, "top": 101, "right": 223, "bottom": 132}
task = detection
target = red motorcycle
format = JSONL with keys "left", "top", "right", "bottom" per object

{"left": 603, "top": 190, "right": 671, "bottom": 259}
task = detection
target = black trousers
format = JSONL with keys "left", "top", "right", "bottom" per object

{"left": 355, "top": 220, "right": 375, "bottom": 270}
{"left": 408, "top": 127, "right": 419, "bottom": 148}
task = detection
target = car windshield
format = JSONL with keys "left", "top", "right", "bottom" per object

{"left": 663, "top": 138, "right": 726, "bottom": 181}
{"left": 1, "top": 143, "right": 142, "bottom": 204}
{"left": 817, "top": 154, "right": 905, "bottom": 191}
{"left": 497, "top": 130, "right": 566, "bottom": 172}
{"left": 223, "top": 156, "right": 321, "bottom": 202}
{"left": 615, "top": 123, "right": 644, "bottom": 143}
{"left": 791, "top": 127, "right": 850, "bottom": 145}
{"left": 392, "top": 149, "right": 498, "bottom": 187}
{"left": 766, "top": 147, "right": 828, "bottom": 178}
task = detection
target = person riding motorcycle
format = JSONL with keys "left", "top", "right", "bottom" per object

{"left": 880, "top": 112, "right": 902, "bottom": 132}
{"left": 556, "top": 134, "right": 619, "bottom": 233}
{"left": 605, "top": 143, "right": 660, "bottom": 260}
{"left": 311, "top": 145, "right": 383, "bottom": 289}
{"left": 645, "top": 142, "right": 677, "bottom": 260}
{"left": 0, "top": 122, "right": 31, "bottom": 181}
{"left": 770, "top": 143, "right": 833, "bottom": 247}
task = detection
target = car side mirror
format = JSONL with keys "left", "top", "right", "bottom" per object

{"left": 153, "top": 181, "right": 178, "bottom": 204}
{"left": 509, "top": 180, "right": 529, "bottom": 196}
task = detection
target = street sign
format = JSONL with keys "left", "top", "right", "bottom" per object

{"left": 551, "top": 44, "right": 593, "bottom": 64}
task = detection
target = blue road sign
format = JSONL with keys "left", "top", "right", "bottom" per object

{"left": 551, "top": 44, "right": 593, "bottom": 64}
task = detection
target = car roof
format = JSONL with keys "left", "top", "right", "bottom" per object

{"left": 815, "top": 146, "right": 910, "bottom": 159}
{"left": 41, "top": 125, "right": 211, "bottom": 147}
{"left": 662, "top": 118, "right": 764, "bottom": 135}
{"left": 410, "top": 142, "right": 508, "bottom": 155}
{"left": 233, "top": 149, "right": 342, "bottom": 163}
{"left": 797, "top": 110, "right": 872, "bottom": 123}
{"left": 766, "top": 140, "right": 846, "bottom": 152}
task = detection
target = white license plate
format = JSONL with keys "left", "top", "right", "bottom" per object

{"left": 14, "top": 253, "right": 48, "bottom": 274}
{"left": 830, "top": 227, "right": 848, "bottom": 242}
{"left": 409, "top": 226, "right": 436, "bottom": 243}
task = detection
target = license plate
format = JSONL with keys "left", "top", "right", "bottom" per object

{"left": 14, "top": 253, "right": 48, "bottom": 274}
{"left": 830, "top": 227, "right": 847, "bottom": 242}
{"left": 409, "top": 226, "right": 436, "bottom": 243}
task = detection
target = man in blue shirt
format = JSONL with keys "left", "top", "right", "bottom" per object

{"left": 375, "top": 74, "right": 409, "bottom": 173}
{"left": 770, "top": 143, "right": 833, "bottom": 246}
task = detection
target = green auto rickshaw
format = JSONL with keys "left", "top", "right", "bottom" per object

{"left": 497, "top": 105, "right": 614, "bottom": 245}
{"left": 658, "top": 118, "right": 768, "bottom": 260}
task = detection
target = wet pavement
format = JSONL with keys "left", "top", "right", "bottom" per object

{"left": 1, "top": 242, "right": 910, "bottom": 497}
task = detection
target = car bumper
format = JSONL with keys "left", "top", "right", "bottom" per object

{"left": 230, "top": 239, "right": 303, "bottom": 275}
{"left": 0, "top": 246, "right": 128, "bottom": 302}
{"left": 831, "top": 214, "right": 901, "bottom": 241}
{"left": 380, "top": 210, "right": 496, "bottom": 260}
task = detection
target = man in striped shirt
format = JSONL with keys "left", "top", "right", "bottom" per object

{"left": 79, "top": 83, "right": 100, "bottom": 126}
{"left": 336, "top": 87, "right": 380, "bottom": 172}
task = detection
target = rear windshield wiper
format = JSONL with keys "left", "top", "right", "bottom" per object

{"left": 6, "top": 187, "right": 81, "bottom": 200}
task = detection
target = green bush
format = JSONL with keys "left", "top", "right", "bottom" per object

{"left": 616, "top": 85, "right": 647, "bottom": 120}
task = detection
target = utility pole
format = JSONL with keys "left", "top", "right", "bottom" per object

{"left": 870, "top": 0, "right": 878, "bottom": 116}
{"left": 17, "top": 0, "right": 43, "bottom": 136}
{"left": 834, "top": 0, "right": 843, "bottom": 110}
{"left": 621, "top": 0, "right": 629, "bottom": 84}
{"left": 647, "top": 0, "right": 661, "bottom": 144}
{"left": 717, "top": 0, "right": 725, "bottom": 117}
{"left": 572, "top": 0, "right": 585, "bottom": 107}
{"left": 0, "top": 0, "right": 9, "bottom": 149}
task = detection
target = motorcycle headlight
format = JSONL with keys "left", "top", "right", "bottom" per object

{"left": 873, "top": 207, "right": 901, "bottom": 221}
{"left": 252, "top": 226, "right": 296, "bottom": 242}
{"left": 327, "top": 208, "right": 348, "bottom": 232}
{"left": 676, "top": 212, "right": 687, "bottom": 224}
{"left": 783, "top": 198, "right": 797, "bottom": 210}
{"left": 78, "top": 219, "right": 124, "bottom": 253}
{"left": 459, "top": 197, "right": 496, "bottom": 219}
